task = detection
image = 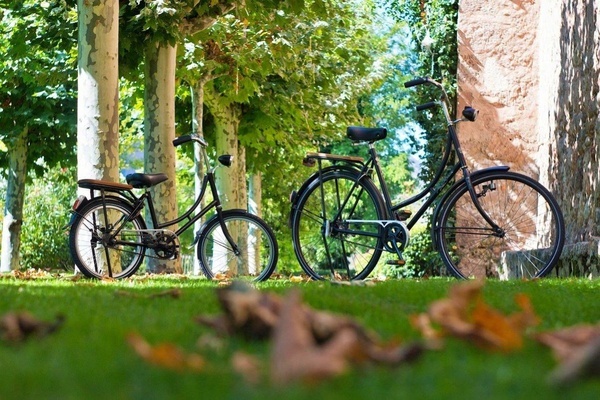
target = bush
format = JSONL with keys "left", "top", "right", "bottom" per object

{"left": 376, "top": 226, "right": 443, "bottom": 279}
{"left": 18, "top": 167, "right": 76, "bottom": 270}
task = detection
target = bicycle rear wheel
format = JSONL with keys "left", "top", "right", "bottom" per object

{"left": 291, "top": 169, "right": 386, "bottom": 280}
{"left": 197, "top": 210, "right": 278, "bottom": 282}
{"left": 68, "top": 198, "right": 147, "bottom": 279}
{"left": 435, "top": 171, "right": 565, "bottom": 279}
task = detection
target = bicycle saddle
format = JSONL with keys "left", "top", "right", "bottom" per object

{"left": 346, "top": 126, "right": 387, "bottom": 142}
{"left": 126, "top": 173, "right": 169, "bottom": 189}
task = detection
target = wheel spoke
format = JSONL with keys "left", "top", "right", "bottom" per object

{"left": 436, "top": 172, "right": 564, "bottom": 279}
{"left": 291, "top": 170, "right": 385, "bottom": 280}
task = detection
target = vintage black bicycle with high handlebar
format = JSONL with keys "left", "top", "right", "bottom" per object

{"left": 289, "top": 77, "right": 565, "bottom": 280}
{"left": 67, "top": 134, "right": 278, "bottom": 281}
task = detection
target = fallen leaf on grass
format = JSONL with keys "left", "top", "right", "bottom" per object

{"left": 197, "top": 282, "right": 423, "bottom": 386}
{"left": 232, "top": 351, "right": 263, "bottom": 385}
{"left": 535, "top": 323, "right": 600, "bottom": 385}
{"left": 270, "top": 290, "right": 423, "bottom": 386}
{"left": 127, "top": 332, "right": 205, "bottom": 372}
{"left": 288, "top": 275, "right": 308, "bottom": 283}
{"left": 196, "top": 281, "right": 281, "bottom": 339}
{"left": 270, "top": 290, "right": 357, "bottom": 385}
{"left": 411, "top": 280, "right": 539, "bottom": 352}
{"left": 0, "top": 311, "right": 65, "bottom": 343}
{"left": 8, "top": 269, "right": 54, "bottom": 280}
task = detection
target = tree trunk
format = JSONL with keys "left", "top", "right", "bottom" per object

{"left": 144, "top": 41, "right": 181, "bottom": 274}
{"left": 204, "top": 98, "right": 249, "bottom": 275}
{"left": 76, "top": 0, "right": 119, "bottom": 183}
{"left": 248, "top": 173, "right": 262, "bottom": 217}
{"left": 76, "top": 0, "right": 120, "bottom": 273}
{"left": 1, "top": 127, "right": 28, "bottom": 272}
{"left": 207, "top": 102, "right": 243, "bottom": 209}
{"left": 190, "top": 80, "right": 207, "bottom": 275}
{"left": 248, "top": 173, "right": 262, "bottom": 274}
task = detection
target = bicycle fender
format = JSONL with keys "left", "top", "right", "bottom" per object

{"left": 289, "top": 165, "right": 362, "bottom": 207}
{"left": 430, "top": 166, "right": 510, "bottom": 249}
{"left": 65, "top": 195, "right": 136, "bottom": 228}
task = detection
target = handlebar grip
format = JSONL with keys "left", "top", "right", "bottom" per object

{"left": 416, "top": 102, "right": 437, "bottom": 111}
{"left": 404, "top": 77, "right": 428, "bottom": 88}
{"left": 173, "top": 135, "right": 192, "bottom": 147}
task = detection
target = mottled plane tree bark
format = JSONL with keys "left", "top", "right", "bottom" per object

{"left": 143, "top": 42, "right": 180, "bottom": 273}
{"left": 77, "top": 0, "right": 119, "bottom": 183}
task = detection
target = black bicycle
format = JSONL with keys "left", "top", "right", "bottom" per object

{"left": 67, "top": 134, "right": 278, "bottom": 281}
{"left": 289, "top": 77, "right": 565, "bottom": 280}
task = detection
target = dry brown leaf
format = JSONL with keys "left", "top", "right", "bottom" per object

{"left": 8, "top": 269, "right": 54, "bottom": 280}
{"left": 269, "top": 290, "right": 423, "bottom": 385}
{"left": 289, "top": 275, "right": 307, "bottom": 283}
{"left": 196, "top": 281, "right": 282, "bottom": 340}
{"left": 196, "top": 282, "right": 423, "bottom": 386}
{"left": 536, "top": 324, "right": 600, "bottom": 361}
{"left": 270, "top": 290, "right": 352, "bottom": 385}
{"left": 232, "top": 351, "right": 262, "bottom": 385}
{"left": 0, "top": 311, "right": 65, "bottom": 343}
{"left": 535, "top": 323, "right": 600, "bottom": 385}
{"left": 127, "top": 332, "right": 205, "bottom": 372}
{"left": 411, "top": 280, "right": 539, "bottom": 351}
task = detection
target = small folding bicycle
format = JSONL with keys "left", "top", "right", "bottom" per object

{"left": 67, "top": 134, "right": 278, "bottom": 281}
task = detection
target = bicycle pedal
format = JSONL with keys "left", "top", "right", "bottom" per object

{"left": 386, "top": 259, "right": 406, "bottom": 266}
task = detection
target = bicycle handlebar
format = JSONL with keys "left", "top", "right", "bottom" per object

{"left": 172, "top": 134, "right": 208, "bottom": 148}
{"left": 404, "top": 77, "right": 429, "bottom": 88}
{"left": 416, "top": 102, "right": 437, "bottom": 111}
{"left": 173, "top": 135, "right": 192, "bottom": 146}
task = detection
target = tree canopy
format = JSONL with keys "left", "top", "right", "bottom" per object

{"left": 0, "top": 0, "right": 78, "bottom": 176}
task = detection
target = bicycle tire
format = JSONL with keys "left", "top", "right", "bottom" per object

{"left": 435, "top": 171, "right": 565, "bottom": 279}
{"left": 197, "top": 210, "right": 278, "bottom": 282}
{"left": 68, "top": 198, "right": 147, "bottom": 279}
{"left": 291, "top": 169, "right": 386, "bottom": 280}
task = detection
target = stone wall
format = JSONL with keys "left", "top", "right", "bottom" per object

{"left": 457, "top": 0, "right": 600, "bottom": 277}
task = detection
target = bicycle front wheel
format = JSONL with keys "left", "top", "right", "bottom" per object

{"left": 291, "top": 169, "right": 386, "bottom": 280}
{"left": 197, "top": 210, "right": 278, "bottom": 282}
{"left": 68, "top": 198, "right": 147, "bottom": 279}
{"left": 436, "top": 171, "right": 565, "bottom": 279}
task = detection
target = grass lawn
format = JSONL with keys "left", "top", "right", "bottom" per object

{"left": 0, "top": 273, "right": 598, "bottom": 400}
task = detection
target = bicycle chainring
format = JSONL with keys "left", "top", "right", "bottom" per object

{"left": 142, "top": 229, "right": 180, "bottom": 260}
{"left": 383, "top": 221, "right": 410, "bottom": 254}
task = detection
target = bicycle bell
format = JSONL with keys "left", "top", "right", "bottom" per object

{"left": 462, "top": 106, "right": 479, "bottom": 122}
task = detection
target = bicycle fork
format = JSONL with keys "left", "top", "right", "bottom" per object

{"left": 462, "top": 171, "right": 505, "bottom": 237}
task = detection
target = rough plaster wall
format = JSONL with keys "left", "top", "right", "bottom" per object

{"left": 457, "top": 0, "right": 600, "bottom": 276}
{"left": 457, "top": 0, "right": 540, "bottom": 177}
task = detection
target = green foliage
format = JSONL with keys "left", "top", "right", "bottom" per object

{"left": 384, "top": 0, "right": 459, "bottom": 182}
{"left": 402, "top": 227, "right": 444, "bottom": 275}
{"left": 173, "top": 0, "right": 403, "bottom": 263}
{"left": 0, "top": 0, "right": 77, "bottom": 176}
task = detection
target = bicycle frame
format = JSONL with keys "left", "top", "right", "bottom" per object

{"left": 311, "top": 77, "right": 505, "bottom": 244}
{"left": 73, "top": 134, "right": 240, "bottom": 257}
